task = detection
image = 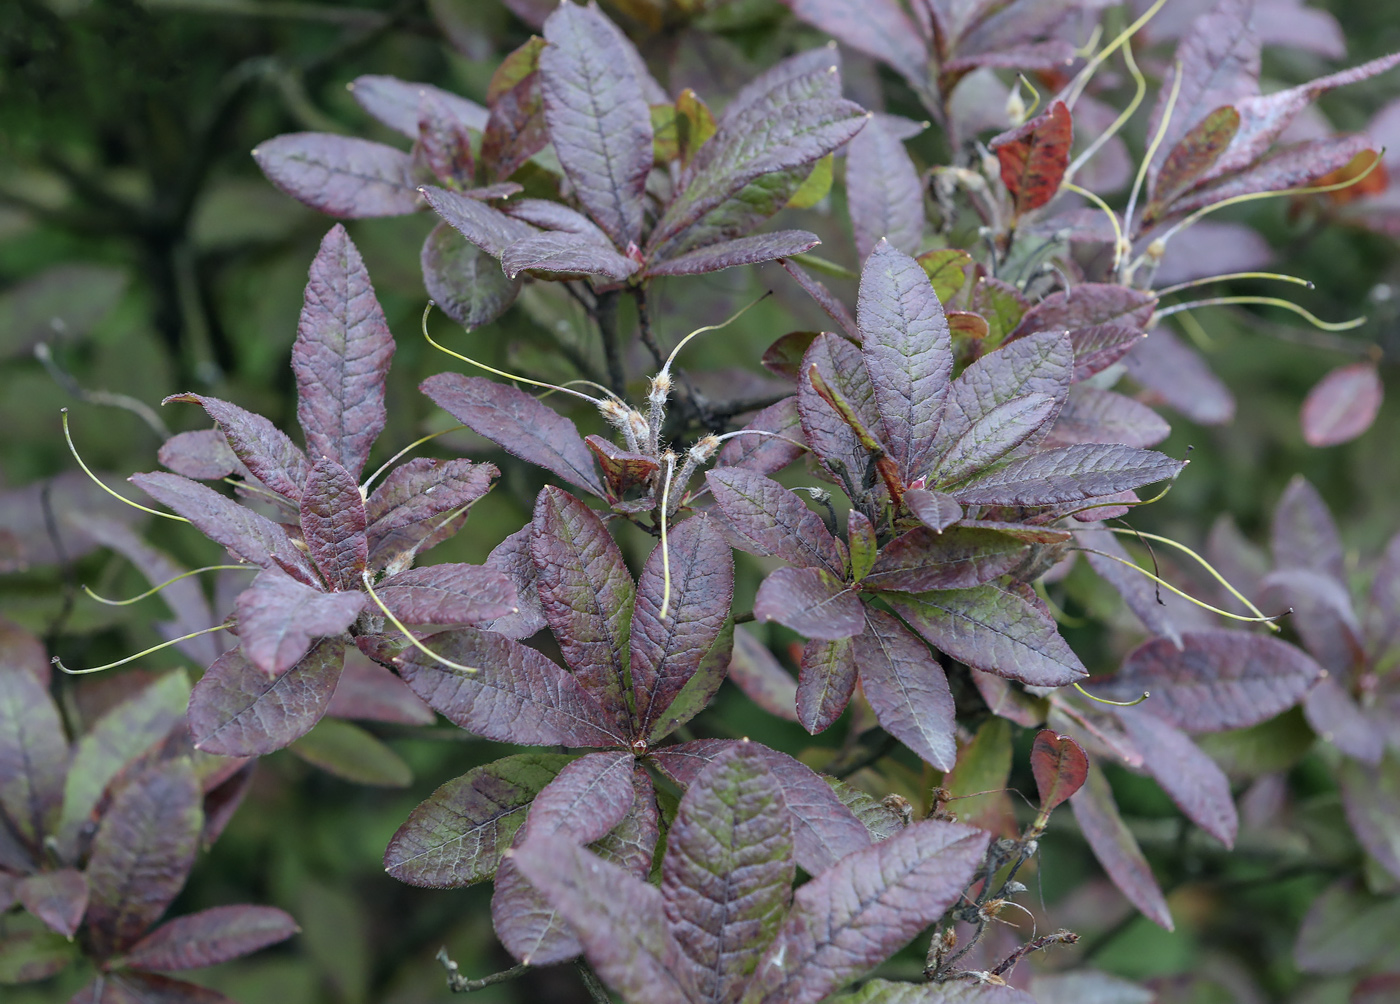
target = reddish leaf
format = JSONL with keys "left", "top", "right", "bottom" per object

{"left": 162, "top": 394, "right": 306, "bottom": 503}
{"left": 706, "top": 468, "right": 844, "bottom": 577}
{"left": 299, "top": 458, "right": 368, "bottom": 591}
{"left": 234, "top": 570, "right": 364, "bottom": 678}
{"left": 1149, "top": 106, "right": 1242, "bottom": 214}
{"left": 1118, "top": 711, "right": 1238, "bottom": 847}
{"left": 479, "top": 527, "right": 549, "bottom": 639}
{"left": 393, "top": 628, "right": 625, "bottom": 747}
{"left": 1099, "top": 631, "right": 1323, "bottom": 733}
{"left": 189, "top": 640, "right": 345, "bottom": 756}
{"left": 755, "top": 567, "right": 864, "bottom": 641}
{"left": 421, "top": 223, "right": 521, "bottom": 331}
{"left": 252, "top": 134, "right": 420, "bottom": 217}
{"left": 376, "top": 563, "right": 517, "bottom": 626}
{"left": 421, "top": 373, "right": 605, "bottom": 498}
{"left": 17, "top": 869, "right": 88, "bottom": 938}
{"left": 482, "top": 69, "right": 547, "bottom": 181}
{"left": 991, "top": 101, "right": 1072, "bottom": 215}
{"left": 856, "top": 611, "right": 957, "bottom": 770}
{"left": 1070, "top": 763, "right": 1173, "bottom": 931}
{"left": 120, "top": 906, "right": 297, "bottom": 971}
{"left": 585, "top": 437, "right": 659, "bottom": 500}
{"left": 728, "top": 626, "right": 798, "bottom": 723}
{"left": 0, "top": 658, "right": 67, "bottom": 849}
{"left": 363, "top": 457, "right": 497, "bottom": 567}
{"left": 86, "top": 759, "right": 203, "bottom": 955}
{"left": 1030, "top": 730, "right": 1088, "bottom": 817}
{"left": 798, "top": 636, "right": 859, "bottom": 734}
{"left": 1301, "top": 362, "right": 1383, "bottom": 447}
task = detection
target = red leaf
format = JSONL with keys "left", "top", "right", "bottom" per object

{"left": 1030, "top": 730, "right": 1088, "bottom": 819}
{"left": 1301, "top": 362, "right": 1383, "bottom": 447}
{"left": 991, "top": 101, "right": 1072, "bottom": 215}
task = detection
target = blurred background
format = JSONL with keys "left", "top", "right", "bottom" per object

{"left": 3, "top": 1, "right": 1400, "bottom": 1001}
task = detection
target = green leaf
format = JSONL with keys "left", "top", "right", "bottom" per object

{"left": 916, "top": 249, "right": 973, "bottom": 304}
{"left": 786, "top": 153, "right": 834, "bottom": 209}
{"left": 0, "top": 928, "right": 78, "bottom": 984}
{"left": 290, "top": 719, "right": 412, "bottom": 788}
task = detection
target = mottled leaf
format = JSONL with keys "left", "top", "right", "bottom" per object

{"left": 376, "top": 563, "right": 517, "bottom": 626}
{"left": 120, "top": 906, "right": 298, "bottom": 971}
{"left": 755, "top": 567, "right": 864, "bottom": 641}
{"left": 0, "top": 929, "right": 77, "bottom": 984}
{"left": 482, "top": 69, "right": 548, "bottom": 181}
{"left": 421, "top": 373, "right": 605, "bottom": 497}
{"left": 422, "top": 223, "right": 521, "bottom": 331}
{"left": 951, "top": 444, "right": 1184, "bottom": 506}
{"left": 501, "top": 231, "right": 640, "bottom": 280}
{"left": 1071, "top": 763, "right": 1173, "bottom": 930}
{"left": 17, "top": 869, "right": 87, "bottom": 938}
{"left": 189, "top": 640, "right": 345, "bottom": 756}
{"left": 649, "top": 231, "right": 820, "bottom": 277}
{"left": 706, "top": 468, "right": 844, "bottom": 576}
{"left": 1301, "top": 362, "right": 1383, "bottom": 447}
{"left": 253, "top": 134, "right": 419, "bottom": 217}
{"left": 0, "top": 663, "right": 67, "bottom": 847}
{"left": 917, "top": 250, "right": 973, "bottom": 304}
{"left": 856, "top": 611, "right": 956, "bottom": 770}
{"left": 865, "top": 527, "right": 1027, "bottom": 593}
{"left": 1149, "top": 106, "right": 1242, "bottom": 214}
{"left": 848, "top": 117, "right": 924, "bottom": 260}
{"left": 1031, "top": 729, "right": 1088, "bottom": 823}
{"left": 163, "top": 394, "right": 306, "bottom": 502}
{"left": 933, "top": 393, "right": 1058, "bottom": 487}
{"left": 798, "top": 636, "right": 859, "bottom": 734}
{"left": 991, "top": 101, "right": 1072, "bottom": 215}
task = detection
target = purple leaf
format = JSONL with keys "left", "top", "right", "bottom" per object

{"left": 649, "top": 739, "right": 870, "bottom": 874}
{"left": 864, "top": 527, "right": 1028, "bottom": 593}
{"left": 235, "top": 569, "right": 364, "bottom": 678}
{"left": 299, "top": 458, "right": 368, "bottom": 591}
{"left": 632, "top": 516, "right": 734, "bottom": 734}
{"left": 728, "top": 626, "right": 798, "bottom": 723}
{"left": 905, "top": 489, "right": 962, "bottom": 533}
{"left": 539, "top": 2, "right": 653, "bottom": 248}
{"left": 858, "top": 242, "right": 954, "bottom": 482}
{"left": 1071, "top": 763, "right": 1173, "bottom": 931}
{"left": 847, "top": 117, "right": 925, "bottom": 260}
{"left": 163, "top": 394, "right": 307, "bottom": 502}
{"left": 70, "top": 972, "right": 239, "bottom": 1003}
{"left": 120, "top": 906, "right": 297, "bottom": 971}
{"left": 855, "top": 611, "right": 957, "bottom": 770}
{"left": 648, "top": 230, "right": 820, "bottom": 277}
{"left": 1338, "top": 755, "right": 1400, "bottom": 883}
{"left": 1294, "top": 879, "right": 1400, "bottom": 975}
{"left": 479, "top": 527, "right": 549, "bottom": 639}
{"left": 17, "top": 869, "right": 88, "bottom": 938}
{"left": 932, "top": 393, "right": 1059, "bottom": 487}
{"left": 798, "top": 637, "right": 859, "bottom": 734}
{"left": 1066, "top": 323, "right": 1145, "bottom": 381}
{"left": 1171, "top": 134, "right": 1376, "bottom": 216}
{"left": 501, "top": 232, "right": 641, "bottom": 281}
{"left": 892, "top": 585, "right": 1088, "bottom": 687}
{"left": 420, "top": 373, "right": 605, "bottom": 498}
{"left": 950, "top": 444, "right": 1184, "bottom": 506}
{"left": 0, "top": 662, "right": 67, "bottom": 848}
{"left": 780, "top": 0, "right": 928, "bottom": 90}
{"left": 376, "top": 563, "right": 517, "bottom": 626}
{"left": 779, "top": 258, "right": 859, "bottom": 340}
{"left": 706, "top": 468, "right": 844, "bottom": 576}
{"left": 1122, "top": 326, "right": 1235, "bottom": 426}
{"left": 189, "top": 640, "right": 345, "bottom": 756}
{"left": 509, "top": 835, "right": 689, "bottom": 1002}
{"left": 1271, "top": 474, "right": 1345, "bottom": 582}
{"left": 384, "top": 752, "right": 572, "bottom": 887}
{"left": 796, "top": 333, "right": 881, "bottom": 495}
{"left": 1030, "top": 730, "right": 1088, "bottom": 816}
{"left": 324, "top": 649, "right": 434, "bottom": 725}
{"left": 348, "top": 75, "right": 488, "bottom": 138}
{"left": 714, "top": 397, "right": 807, "bottom": 476}
{"left": 1117, "top": 710, "right": 1238, "bottom": 847}
{"left": 252, "top": 134, "right": 420, "bottom": 217}
{"left": 56, "top": 671, "right": 190, "bottom": 861}
{"left": 837, "top": 980, "right": 1037, "bottom": 1003}
{"left": 129, "top": 472, "right": 317, "bottom": 583}
{"left": 755, "top": 567, "right": 865, "bottom": 641}
{"left": 746, "top": 819, "right": 989, "bottom": 1004}
{"left": 1260, "top": 568, "right": 1364, "bottom": 675}
{"left": 1012, "top": 284, "right": 1155, "bottom": 341}
{"left": 420, "top": 185, "right": 538, "bottom": 258}
{"left": 1045, "top": 387, "right": 1170, "bottom": 450}
{"left": 662, "top": 743, "right": 793, "bottom": 1004}
{"left": 293, "top": 225, "right": 394, "bottom": 478}
{"left": 1301, "top": 361, "right": 1383, "bottom": 447}
{"left": 86, "top": 758, "right": 203, "bottom": 955}
{"left": 1098, "top": 630, "right": 1323, "bottom": 732}
{"left": 1077, "top": 527, "right": 1183, "bottom": 647}
{"left": 530, "top": 487, "right": 634, "bottom": 728}
{"left": 421, "top": 223, "right": 521, "bottom": 331}
{"left": 1028, "top": 972, "right": 1148, "bottom": 1004}
{"left": 482, "top": 70, "right": 548, "bottom": 181}
{"left": 394, "top": 628, "right": 625, "bottom": 747}
{"left": 1304, "top": 674, "right": 1384, "bottom": 766}
{"left": 200, "top": 763, "right": 255, "bottom": 848}
{"left": 932, "top": 331, "right": 1074, "bottom": 465}
{"left": 157, "top": 428, "right": 239, "bottom": 482}
{"left": 364, "top": 457, "right": 497, "bottom": 567}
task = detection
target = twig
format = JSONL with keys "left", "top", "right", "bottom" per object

{"left": 634, "top": 285, "right": 664, "bottom": 369}
{"left": 40, "top": 482, "right": 77, "bottom": 647}
{"left": 576, "top": 961, "right": 612, "bottom": 1004}
{"left": 35, "top": 344, "right": 171, "bottom": 440}
{"left": 436, "top": 948, "right": 529, "bottom": 994}
{"left": 595, "top": 289, "right": 626, "bottom": 395}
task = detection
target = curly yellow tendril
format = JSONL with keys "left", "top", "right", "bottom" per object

{"left": 361, "top": 425, "right": 467, "bottom": 494}
{"left": 62, "top": 409, "right": 188, "bottom": 523}
{"left": 1072, "top": 682, "right": 1150, "bottom": 707}
{"left": 1154, "top": 295, "right": 1366, "bottom": 332}
{"left": 53, "top": 624, "right": 230, "bottom": 675}
{"left": 1102, "top": 527, "right": 1278, "bottom": 628}
{"left": 83, "top": 565, "right": 252, "bottom": 606}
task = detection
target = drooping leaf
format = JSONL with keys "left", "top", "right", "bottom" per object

{"left": 289, "top": 718, "right": 412, "bottom": 787}
{"left": 538, "top": 2, "right": 653, "bottom": 248}
{"left": 163, "top": 394, "right": 307, "bottom": 503}
{"left": 864, "top": 527, "right": 1028, "bottom": 593}
{"left": 706, "top": 468, "right": 845, "bottom": 577}
{"left": 855, "top": 611, "right": 957, "bottom": 770}
{"left": 1171, "top": 134, "right": 1377, "bottom": 216}
{"left": 892, "top": 585, "right": 1088, "bottom": 687}
{"left": 252, "top": 134, "right": 420, "bottom": 217}
{"left": 119, "top": 906, "right": 298, "bottom": 971}
{"left": 727, "top": 626, "right": 798, "bottom": 723}
{"left": 86, "top": 758, "right": 203, "bottom": 955}
{"left": 384, "top": 753, "right": 573, "bottom": 887}
{"left": 779, "top": 0, "right": 929, "bottom": 90}
{"left": 991, "top": 101, "right": 1072, "bottom": 215}
{"left": 376, "top": 563, "right": 518, "bottom": 626}
{"left": 585, "top": 436, "right": 659, "bottom": 501}
{"left": 950, "top": 444, "right": 1184, "bottom": 506}
{"left": 904, "top": 489, "right": 962, "bottom": 533}
{"left": 363, "top": 457, "right": 497, "bottom": 566}
{"left": 1030, "top": 730, "right": 1088, "bottom": 819}
{"left": 798, "top": 636, "right": 859, "bottom": 734}
{"left": 662, "top": 743, "right": 794, "bottom": 1004}
{"left": 501, "top": 231, "right": 641, "bottom": 280}
{"left": 234, "top": 569, "right": 364, "bottom": 678}
{"left": 421, "top": 373, "right": 606, "bottom": 497}
{"left": 1097, "top": 630, "right": 1322, "bottom": 733}
{"left": 1071, "top": 763, "right": 1173, "bottom": 931}
{"left": 421, "top": 223, "right": 522, "bottom": 331}
{"left": 189, "top": 640, "right": 345, "bottom": 756}
{"left": 293, "top": 225, "right": 395, "bottom": 478}
{"left": 648, "top": 231, "right": 821, "bottom": 276}
{"left": 0, "top": 664, "right": 66, "bottom": 849}
{"left": 858, "top": 242, "right": 954, "bottom": 481}
{"left": 1338, "top": 754, "right": 1400, "bottom": 883}
{"left": 714, "top": 397, "right": 807, "bottom": 476}
{"left": 745, "top": 819, "right": 989, "bottom": 1004}
{"left": 755, "top": 567, "right": 864, "bottom": 641}
{"left": 393, "top": 628, "right": 625, "bottom": 747}
{"left": 530, "top": 487, "right": 634, "bottom": 728}
{"left": 1271, "top": 474, "right": 1345, "bottom": 582}
{"left": 1045, "top": 387, "right": 1171, "bottom": 450}
{"left": 847, "top": 117, "right": 925, "bottom": 260}
{"left": 156, "top": 429, "right": 239, "bottom": 482}
{"left": 16, "top": 869, "right": 88, "bottom": 938}
{"left": 348, "top": 75, "right": 488, "bottom": 138}
{"left": 1301, "top": 362, "right": 1383, "bottom": 447}
{"left": 1116, "top": 710, "right": 1237, "bottom": 847}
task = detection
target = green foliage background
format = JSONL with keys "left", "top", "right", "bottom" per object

{"left": 2, "top": 1, "right": 1399, "bottom": 1001}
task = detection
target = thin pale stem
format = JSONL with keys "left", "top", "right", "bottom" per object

{"left": 1073, "top": 682, "right": 1149, "bottom": 707}
{"left": 361, "top": 425, "right": 467, "bottom": 493}
{"left": 62, "top": 409, "right": 189, "bottom": 523}
{"left": 1063, "top": 0, "right": 1168, "bottom": 109}
{"left": 53, "top": 624, "right": 230, "bottom": 675}
{"left": 362, "top": 570, "right": 482, "bottom": 674}
{"left": 1103, "top": 527, "right": 1276, "bottom": 626}
{"left": 1155, "top": 271, "right": 1315, "bottom": 298}
{"left": 1122, "top": 56, "right": 1183, "bottom": 256}
{"left": 658, "top": 292, "right": 773, "bottom": 383}
{"left": 1065, "top": 40, "right": 1146, "bottom": 185}
{"left": 1075, "top": 547, "right": 1286, "bottom": 628}
{"left": 1062, "top": 183, "right": 1126, "bottom": 269}
{"left": 658, "top": 453, "right": 676, "bottom": 620}
{"left": 84, "top": 564, "right": 252, "bottom": 606}
{"left": 1154, "top": 295, "right": 1365, "bottom": 332}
